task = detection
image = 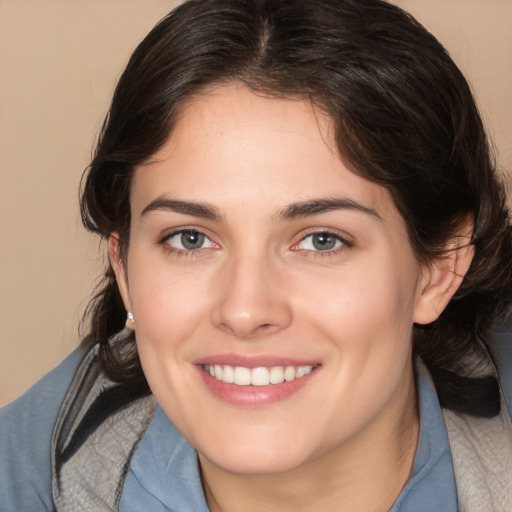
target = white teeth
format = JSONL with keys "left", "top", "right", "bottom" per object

{"left": 269, "top": 366, "right": 285, "bottom": 384}
{"left": 284, "top": 366, "right": 296, "bottom": 381}
{"left": 296, "top": 367, "right": 305, "bottom": 378}
{"left": 222, "top": 365, "right": 234, "bottom": 383}
{"left": 214, "top": 365, "right": 223, "bottom": 380}
{"left": 233, "top": 367, "right": 251, "bottom": 386}
{"left": 204, "top": 364, "right": 314, "bottom": 386}
{"left": 251, "top": 367, "right": 270, "bottom": 386}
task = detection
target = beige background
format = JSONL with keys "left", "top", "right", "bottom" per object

{"left": 0, "top": 0, "right": 511, "bottom": 406}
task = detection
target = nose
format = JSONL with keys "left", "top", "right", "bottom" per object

{"left": 210, "top": 252, "right": 293, "bottom": 340}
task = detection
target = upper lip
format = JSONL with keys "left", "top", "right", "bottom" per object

{"left": 192, "top": 354, "right": 320, "bottom": 368}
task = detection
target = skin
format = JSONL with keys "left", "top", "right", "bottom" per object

{"left": 110, "top": 84, "right": 473, "bottom": 512}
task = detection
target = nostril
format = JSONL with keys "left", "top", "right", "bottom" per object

{"left": 210, "top": 268, "right": 293, "bottom": 338}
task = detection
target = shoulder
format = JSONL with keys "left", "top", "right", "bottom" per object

{"left": 0, "top": 348, "right": 83, "bottom": 511}
{"left": 485, "top": 312, "right": 512, "bottom": 415}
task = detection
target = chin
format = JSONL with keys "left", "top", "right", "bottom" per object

{"left": 201, "top": 447, "right": 308, "bottom": 476}
{"left": 194, "top": 425, "right": 318, "bottom": 476}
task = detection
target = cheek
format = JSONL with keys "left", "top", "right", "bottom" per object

{"left": 297, "top": 256, "right": 419, "bottom": 370}
{"left": 127, "top": 255, "right": 213, "bottom": 359}
{"left": 126, "top": 262, "right": 209, "bottom": 412}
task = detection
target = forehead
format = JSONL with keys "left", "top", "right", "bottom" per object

{"left": 132, "top": 84, "right": 398, "bottom": 222}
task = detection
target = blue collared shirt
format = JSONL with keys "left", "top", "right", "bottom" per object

{"left": 1, "top": 316, "right": 510, "bottom": 511}
{"left": 117, "top": 362, "right": 458, "bottom": 512}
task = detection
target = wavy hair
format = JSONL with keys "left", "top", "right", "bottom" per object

{"left": 80, "top": 0, "right": 512, "bottom": 415}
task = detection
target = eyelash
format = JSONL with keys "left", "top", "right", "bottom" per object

{"left": 291, "top": 230, "right": 353, "bottom": 257}
{"left": 159, "top": 228, "right": 353, "bottom": 258}
{"left": 159, "top": 229, "right": 218, "bottom": 257}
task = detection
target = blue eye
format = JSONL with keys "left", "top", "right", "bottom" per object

{"left": 165, "top": 230, "right": 216, "bottom": 251}
{"left": 296, "top": 232, "right": 344, "bottom": 251}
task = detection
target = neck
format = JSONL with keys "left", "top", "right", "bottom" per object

{"left": 200, "top": 372, "right": 419, "bottom": 512}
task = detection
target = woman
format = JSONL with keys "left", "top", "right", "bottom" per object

{"left": 1, "top": 0, "right": 511, "bottom": 510}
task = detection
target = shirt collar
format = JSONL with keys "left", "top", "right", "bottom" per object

{"left": 390, "top": 359, "right": 458, "bottom": 511}
{"left": 130, "top": 359, "right": 457, "bottom": 511}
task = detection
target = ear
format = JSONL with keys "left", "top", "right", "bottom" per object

{"left": 413, "top": 223, "right": 475, "bottom": 325}
{"left": 108, "top": 233, "right": 131, "bottom": 313}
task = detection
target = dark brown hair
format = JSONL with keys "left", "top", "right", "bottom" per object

{"left": 80, "top": 0, "right": 512, "bottom": 415}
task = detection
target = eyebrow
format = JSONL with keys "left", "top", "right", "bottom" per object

{"left": 141, "top": 198, "right": 223, "bottom": 221}
{"left": 277, "top": 197, "right": 382, "bottom": 221}
{"left": 140, "top": 196, "right": 381, "bottom": 223}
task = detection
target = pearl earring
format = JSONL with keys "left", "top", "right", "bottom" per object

{"left": 126, "top": 311, "right": 135, "bottom": 329}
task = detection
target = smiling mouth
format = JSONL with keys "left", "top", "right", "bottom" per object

{"left": 202, "top": 364, "right": 316, "bottom": 386}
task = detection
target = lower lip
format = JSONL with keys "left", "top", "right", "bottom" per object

{"left": 197, "top": 366, "right": 318, "bottom": 407}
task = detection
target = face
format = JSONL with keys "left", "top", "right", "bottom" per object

{"left": 112, "top": 84, "right": 433, "bottom": 476}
